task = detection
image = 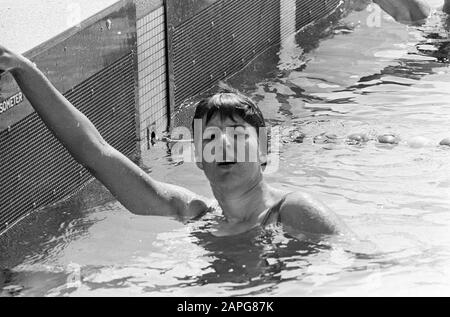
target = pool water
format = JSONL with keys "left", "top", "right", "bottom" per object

{"left": 1, "top": 2, "right": 450, "bottom": 296}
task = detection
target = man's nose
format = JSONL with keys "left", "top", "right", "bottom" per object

{"left": 220, "top": 132, "right": 234, "bottom": 148}
{"left": 217, "top": 132, "right": 235, "bottom": 160}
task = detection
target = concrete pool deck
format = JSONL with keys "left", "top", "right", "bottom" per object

{"left": 0, "top": 0, "right": 119, "bottom": 54}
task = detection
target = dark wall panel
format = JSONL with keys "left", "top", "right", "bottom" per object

{"left": 0, "top": 0, "right": 137, "bottom": 132}
{"left": 169, "top": 0, "right": 342, "bottom": 111}
{"left": 170, "top": 0, "right": 280, "bottom": 108}
{"left": 0, "top": 53, "right": 137, "bottom": 233}
{"left": 0, "top": 0, "right": 138, "bottom": 234}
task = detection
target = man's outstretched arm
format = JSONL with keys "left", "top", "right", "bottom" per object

{"left": 0, "top": 45, "right": 208, "bottom": 219}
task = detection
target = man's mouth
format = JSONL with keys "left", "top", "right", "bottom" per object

{"left": 217, "top": 162, "right": 237, "bottom": 168}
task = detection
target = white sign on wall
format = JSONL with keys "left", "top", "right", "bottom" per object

{"left": 0, "top": 92, "right": 24, "bottom": 115}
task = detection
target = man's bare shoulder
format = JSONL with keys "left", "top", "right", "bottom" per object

{"left": 279, "top": 191, "right": 350, "bottom": 236}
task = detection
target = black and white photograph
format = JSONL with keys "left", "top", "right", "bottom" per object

{"left": 0, "top": 0, "right": 449, "bottom": 298}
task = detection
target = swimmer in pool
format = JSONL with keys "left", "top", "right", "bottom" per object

{"left": 0, "top": 44, "right": 351, "bottom": 238}
{"left": 0, "top": 1, "right": 447, "bottom": 238}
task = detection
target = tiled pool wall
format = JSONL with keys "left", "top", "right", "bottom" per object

{"left": 168, "top": 0, "right": 342, "bottom": 115}
{"left": 136, "top": 5, "right": 168, "bottom": 155}
{"left": 0, "top": 0, "right": 343, "bottom": 234}
{"left": 0, "top": 0, "right": 139, "bottom": 234}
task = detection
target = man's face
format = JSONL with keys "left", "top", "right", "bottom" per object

{"left": 195, "top": 113, "right": 264, "bottom": 190}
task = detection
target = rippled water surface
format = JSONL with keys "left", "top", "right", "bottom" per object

{"left": 1, "top": 3, "right": 450, "bottom": 296}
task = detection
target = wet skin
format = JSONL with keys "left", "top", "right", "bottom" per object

{"left": 1, "top": 0, "right": 445, "bottom": 240}
{"left": 373, "top": 0, "right": 431, "bottom": 25}
{"left": 195, "top": 114, "right": 350, "bottom": 237}
{"left": 353, "top": 0, "right": 433, "bottom": 25}
{"left": 445, "top": 0, "right": 450, "bottom": 15}
{"left": 0, "top": 45, "right": 349, "bottom": 238}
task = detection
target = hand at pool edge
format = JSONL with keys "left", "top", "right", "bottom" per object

{"left": 444, "top": 0, "right": 450, "bottom": 14}
{"left": 0, "top": 44, "right": 31, "bottom": 76}
{"left": 372, "top": 0, "right": 431, "bottom": 25}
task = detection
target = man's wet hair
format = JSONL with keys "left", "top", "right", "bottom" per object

{"left": 192, "top": 82, "right": 266, "bottom": 133}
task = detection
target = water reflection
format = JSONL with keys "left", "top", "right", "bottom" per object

{"left": 2, "top": 1, "right": 450, "bottom": 297}
{"left": 188, "top": 217, "right": 327, "bottom": 288}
